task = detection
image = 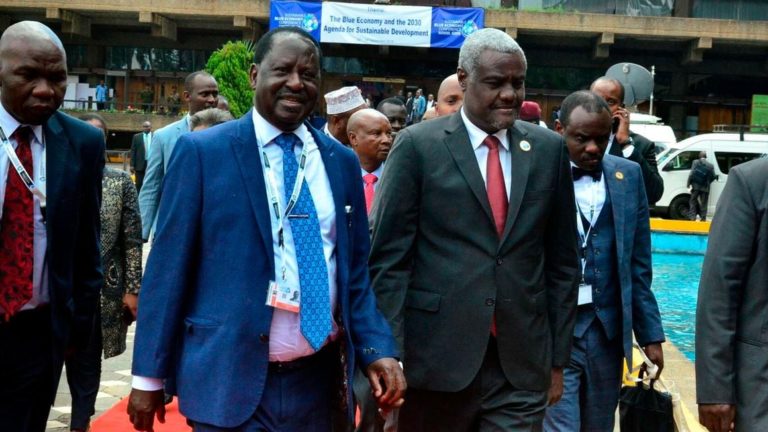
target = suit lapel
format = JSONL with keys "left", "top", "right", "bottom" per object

{"left": 229, "top": 112, "right": 273, "bottom": 267}
{"left": 500, "top": 122, "right": 531, "bottom": 244}
{"left": 603, "top": 157, "right": 626, "bottom": 265}
{"left": 44, "top": 113, "right": 76, "bottom": 233}
{"left": 442, "top": 114, "right": 493, "bottom": 222}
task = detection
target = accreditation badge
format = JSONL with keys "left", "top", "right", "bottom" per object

{"left": 265, "top": 280, "right": 300, "bottom": 313}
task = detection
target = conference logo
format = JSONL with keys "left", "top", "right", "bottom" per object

{"left": 461, "top": 19, "right": 478, "bottom": 37}
{"left": 302, "top": 13, "right": 319, "bottom": 32}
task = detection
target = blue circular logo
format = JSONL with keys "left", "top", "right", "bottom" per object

{"left": 302, "top": 14, "right": 319, "bottom": 32}
{"left": 461, "top": 20, "right": 478, "bottom": 37}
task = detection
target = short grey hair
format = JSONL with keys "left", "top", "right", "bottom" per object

{"left": 189, "top": 108, "right": 234, "bottom": 130}
{"left": 458, "top": 28, "right": 527, "bottom": 75}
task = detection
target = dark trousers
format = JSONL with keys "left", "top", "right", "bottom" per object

{"left": 0, "top": 307, "right": 55, "bottom": 432}
{"left": 398, "top": 338, "right": 549, "bottom": 432}
{"left": 134, "top": 169, "right": 145, "bottom": 194}
{"left": 543, "top": 319, "right": 624, "bottom": 431}
{"left": 65, "top": 312, "right": 103, "bottom": 430}
{"left": 191, "top": 346, "right": 335, "bottom": 432}
{"left": 689, "top": 189, "right": 710, "bottom": 221}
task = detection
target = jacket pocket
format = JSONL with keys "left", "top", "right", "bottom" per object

{"left": 405, "top": 290, "right": 441, "bottom": 312}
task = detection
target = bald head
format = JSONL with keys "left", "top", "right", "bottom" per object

{"left": 435, "top": 74, "right": 463, "bottom": 116}
{"left": 0, "top": 21, "right": 68, "bottom": 124}
{"left": 347, "top": 108, "right": 393, "bottom": 171}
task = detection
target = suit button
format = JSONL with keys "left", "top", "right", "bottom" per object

{"left": 595, "top": 289, "right": 601, "bottom": 294}
{"left": 595, "top": 307, "right": 601, "bottom": 312}
{"left": 595, "top": 249, "right": 600, "bottom": 255}
{"left": 485, "top": 298, "right": 495, "bottom": 306}
{"left": 496, "top": 257, "right": 503, "bottom": 265}
{"left": 259, "top": 334, "right": 269, "bottom": 343}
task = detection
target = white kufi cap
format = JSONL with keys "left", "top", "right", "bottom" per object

{"left": 324, "top": 86, "right": 365, "bottom": 115}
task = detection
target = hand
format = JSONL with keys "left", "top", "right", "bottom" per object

{"left": 127, "top": 388, "right": 166, "bottom": 431}
{"left": 548, "top": 367, "right": 564, "bottom": 405}
{"left": 641, "top": 343, "right": 664, "bottom": 378}
{"left": 366, "top": 358, "right": 406, "bottom": 414}
{"left": 613, "top": 107, "right": 631, "bottom": 145}
{"left": 698, "top": 404, "right": 735, "bottom": 432}
{"left": 123, "top": 293, "right": 139, "bottom": 319}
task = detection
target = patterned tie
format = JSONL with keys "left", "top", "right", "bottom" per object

{"left": 363, "top": 173, "right": 378, "bottom": 215}
{"left": 274, "top": 133, "right": 331, "bottom": 350}
{"left": 0, "top": 127, "right": 34, "bottom": 320}
{"left": 484, "top": 135, "right": 508, "bottom": 336}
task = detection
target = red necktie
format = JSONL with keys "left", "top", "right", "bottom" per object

{"left": 363, "top": 173, "right": 378, "bottom": 215}
{"left": 0, "top": 127, "right": 34, "bottom": 320}
{"left": 484, "top": 135, "right": 507, "bottom": 336}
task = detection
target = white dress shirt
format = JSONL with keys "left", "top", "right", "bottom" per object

{"left": 0, "top": 103, "right": 49, "bottom": 314}
{"left": 607, "top": 132, "right": 635, "bottom": 158}
{"left": 571, "top": 161, "right": 607, "bottom": 232}
{"left": 144, "top": 132, "right": 152, "bottom": 160}
{"left": 460, "top": 108, "right": 512, "bottom": 199}
{"left": 133, "top": 111, "right": 340, "bottom": 391}
{"left": 361, "top": 163, "right": 384, "bottom": 192}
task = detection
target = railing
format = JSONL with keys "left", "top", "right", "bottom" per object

{"left": 106, "top": 150, "right": 131, "bottom": 172}
{"left": 61, "top": 98, "right": 185, "bottom": 116}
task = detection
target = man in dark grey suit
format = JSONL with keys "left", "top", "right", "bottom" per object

{"left": 130, "top": 121, "right": 151, "bottom": 193}
{"left": 369, "top": 28, "right": 580, "bottom": 431}
{"left": 696, "top": 157, "right": 768, "bottom": 432}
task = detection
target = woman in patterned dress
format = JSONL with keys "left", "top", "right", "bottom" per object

{"left": 64, "top": 113, "right": 143, "bottom": 431}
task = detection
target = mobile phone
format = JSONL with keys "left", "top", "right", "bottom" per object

{"left": 612, "top": 117, "right": 620, "bottom": 134}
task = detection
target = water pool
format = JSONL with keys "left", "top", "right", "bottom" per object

{"left": 652, "top": 253, "right": 704, "bottom": 362}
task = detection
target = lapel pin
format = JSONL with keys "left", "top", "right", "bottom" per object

{"left": 519, "top": 140, "right": 531, "bottom": 152}
{"left": 615, "top": 171, "right": 624, "bottom": 180}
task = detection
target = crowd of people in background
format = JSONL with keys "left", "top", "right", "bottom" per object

{"left": 1, "top": 19, "right": 766, "bottom": 432}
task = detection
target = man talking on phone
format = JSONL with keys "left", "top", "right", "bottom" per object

{"left": 590, "top": 77, "right": 663, "bottom": 206}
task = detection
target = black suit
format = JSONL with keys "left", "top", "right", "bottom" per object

{"left": 696, "top": 158, "right": 768, "bottom": 430}
{"left": 130, "top": 132, "right": 149, "bottom": 193}
{"left": 369, "top": 114, "right": 580, "bottom": 430}
{"left": 609, "top": 132, "right": 663, "bottom": 205}
{"left": 0, "top": 111, "right": 104, "bottom": 430}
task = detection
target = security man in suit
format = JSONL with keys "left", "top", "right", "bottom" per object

{"left": 127, "top": 27, "right": 405, "bottom": 432}
{"left": 138, "top": 70, "right": 218, "bottom": 241}
{"left": 130, "top": 121, "right": 151, "bottom": 193}
{"left": 543, "top": 90, "right": 665, "bottom": 431}
{"left": 590, "top": 77, "right": 664, "bottom": 206}
{"left": 696, "top": 158, "right": 768, "bottom": 432}
{"left": 369, "top": 28, "right": 580, "bottom": 431}
{"left": 0, "top": 21, "right": 104, "bottom": 431}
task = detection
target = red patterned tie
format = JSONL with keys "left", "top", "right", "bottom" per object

{"left": 363, "top": 173, "right": 378, "bottom": 215}
{"left": 0, "top": 127, "right": 34, "bottom": 320}
{"left": 484, "top": 135, "right": 507, "bottom": 336}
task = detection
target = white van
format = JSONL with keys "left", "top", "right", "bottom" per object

{"left": 655, "top": 131, "right": 768, "bottom": 219}
{"left": 629, "top": 113, "right": 677, "bottom": 156}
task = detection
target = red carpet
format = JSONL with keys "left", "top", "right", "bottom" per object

{"left": 91, "top": 397, "right": 192, "bottom": 432}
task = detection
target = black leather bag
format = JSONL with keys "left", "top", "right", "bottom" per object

{"left": 619, "top": 380, "right": 674, "bottom": 432}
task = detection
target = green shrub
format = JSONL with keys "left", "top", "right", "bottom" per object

{"left": 206, "top": 40, "right": 255, "bottom": 118}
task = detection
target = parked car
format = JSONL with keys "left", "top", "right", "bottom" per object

{"left": 655, "top": 131, "right": 768, "bottom": 219}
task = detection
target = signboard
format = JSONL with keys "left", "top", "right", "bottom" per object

{"left": 270, "top": 1, "right": 484, "bottom": 49}
{"left": 751, "top": 94, "right": 768, "bottom": 127}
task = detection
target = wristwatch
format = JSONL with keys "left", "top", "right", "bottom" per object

{"left": 619, "top": 136, "right": 634, "bottom": 148}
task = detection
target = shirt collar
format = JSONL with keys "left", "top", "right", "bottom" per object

{"left": 361, "top": 163, "right": 384, "bottom": 178}
{"left": 251, "top": 109, "right": 312, "bottom": 150}
{"left": 0, "top": 102, "right": 45, "bottom": 146}
{"left": 460, "top": 107, "right": 509, "bottom": 151}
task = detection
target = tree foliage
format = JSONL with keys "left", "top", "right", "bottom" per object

{"left": 205, "top": 40, "right": 255, "bottom": 118}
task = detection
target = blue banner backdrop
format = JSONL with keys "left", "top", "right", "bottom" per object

{"left": 270, "top": 1, "right": 484, "bottom": 49}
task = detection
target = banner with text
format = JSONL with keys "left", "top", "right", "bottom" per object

{"left": 269, "top": 1, "right": 483, "bottom": 49}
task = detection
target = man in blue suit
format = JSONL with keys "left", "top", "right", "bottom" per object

{"left": 128, "top": 27, "right": 405, "bottom": 432}
{"left": 137, "top": 70, "right": 218, "bottom": 240}
{"left": 0, "top": 21, "right": 104, "bottom": 431}
{"left": 544, "top": 91, "right": 665, "bottom": 431}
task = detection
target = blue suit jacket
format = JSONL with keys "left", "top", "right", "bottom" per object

{"left": 132, "top": 112, "right": 398, "bottom": 427}
{"left": 600, "top": 155, "right": 665, "bottom": 365}
{"left": 137, "top": 115, "right": 189, "bottom": 240}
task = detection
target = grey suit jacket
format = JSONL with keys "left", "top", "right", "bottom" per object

{"left": 138, "top": 116, "right": 189, "bottom": 239}
{"left": 369, "top": 113, "right": 580, "bottom": 393}
{"left": 696, "top": 158, "right": 768, "bottom": 428}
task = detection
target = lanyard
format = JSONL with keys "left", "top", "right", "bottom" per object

{"left": 259, "top": 136, "right": 310, "bottom": 282}
{"left": 575, "top": 178, "right": 601, "bottom": 281}
{"left": 0, "top": 126, "right": 46, "bottom": 210}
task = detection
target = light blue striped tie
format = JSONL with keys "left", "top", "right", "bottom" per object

{"left": 275, "top": 133, "right": 331, "bottom": 350}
